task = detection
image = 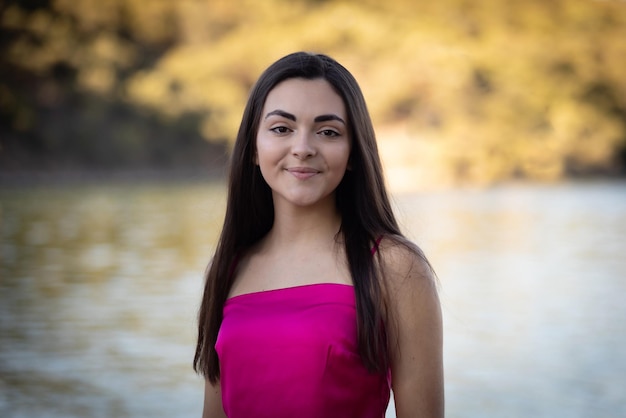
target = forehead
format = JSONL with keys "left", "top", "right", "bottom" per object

{"left": 262, "top": 78, "right": 346, "bottom": 118}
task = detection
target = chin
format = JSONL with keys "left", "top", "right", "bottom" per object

{"left": 277, "top": 192, "right": 334, "bottom": 208}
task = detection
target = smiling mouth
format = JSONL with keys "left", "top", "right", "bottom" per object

{"left": 286, "top": 167, "right": 320, "bottom": 180}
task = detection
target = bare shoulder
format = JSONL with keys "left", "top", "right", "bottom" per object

{"left": 377, "top": 235, "right": 444, "bottom": 417}
{"left": 375, "top": 235, "right": 441, "bottom": 342}
{"left": 376, "top": 235, "right": 437, "bottom": 294}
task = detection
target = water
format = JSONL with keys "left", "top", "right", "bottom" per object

{"left": 1, "top": 180, "right": 625, "bottom": 417}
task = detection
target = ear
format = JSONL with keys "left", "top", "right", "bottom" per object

{"left": 254, "top": 150, "right": 259, "bottom": 165}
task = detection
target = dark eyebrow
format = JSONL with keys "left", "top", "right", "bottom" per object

{"left": 264, "top": 110, "right": 345, "bottom": 125}
{"left": 264, "top": 109, "right": 296, "bottom": 121}
{"left": 314, "top": 114, "right": 346, "bottom": 125}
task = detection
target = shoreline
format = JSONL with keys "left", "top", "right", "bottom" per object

{"left": 0, "top": 167, "right": 623, "bottom": 194}
{"left": 0, "top": 167, "right": 227, "bottom": 189}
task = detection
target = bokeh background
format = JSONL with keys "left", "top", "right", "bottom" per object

{"left": 1, "top": 1, "right": 625, "bottom": 417}
{"left": 2, "top": 0, "right": 626, "bottom": 186}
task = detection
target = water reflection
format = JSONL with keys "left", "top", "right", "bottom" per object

{"left": 1, "top": 183, "right": 226, "bottom": 418}
{"left": 398, "top": 182, "right": 626, "bottom": 417}
{"left": 1, "top": 181, "right": 625, "bottom": 417}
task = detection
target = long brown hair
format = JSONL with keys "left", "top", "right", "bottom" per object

{"left": 194, "top": 52, "right": 420, "bottom": 383}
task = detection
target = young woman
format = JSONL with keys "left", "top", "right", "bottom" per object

{"left": 194, "top": 52, "right": 443, "bottom": 418}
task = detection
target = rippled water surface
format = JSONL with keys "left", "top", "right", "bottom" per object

{"left": 1, "top": 181, "right": 625, "bottom": 417}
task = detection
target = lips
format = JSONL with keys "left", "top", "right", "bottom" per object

{"left": 286, "top": 167, "right": 320, "bottom": 180}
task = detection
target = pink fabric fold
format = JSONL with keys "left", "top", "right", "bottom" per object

{"left": 216, "top": 283, "right": 390, "bottom": 418}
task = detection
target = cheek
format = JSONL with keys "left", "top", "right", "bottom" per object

{"left": 333, "top": 144, "right": 352, "bottom": 171}
{"left": 254, "top": 134, "right": 270, "bottom": 167}
{"left": 254, "top": 139, "right": 280, "bottom": 176}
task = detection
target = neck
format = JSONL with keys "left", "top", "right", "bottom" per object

{"left": 267, "top": 197, "right": 342, "bottom": 248}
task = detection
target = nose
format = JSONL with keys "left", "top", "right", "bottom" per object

{"left": 291, "top": 131, "right": 316, "bottom": 159}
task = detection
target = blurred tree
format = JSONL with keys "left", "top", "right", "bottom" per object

{"left": 0, "top": 0, "right": 625, "bottom": 185}
{"left": 0, "top": 0, "right": 227, "bottom": 175}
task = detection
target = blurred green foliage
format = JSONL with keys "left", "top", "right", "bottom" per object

{"left": 1, "top": 0, "right": 625, "bottom": 185}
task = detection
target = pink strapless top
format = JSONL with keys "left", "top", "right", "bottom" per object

{"left": 215, "top": 283, "right": 391, "bottom": 418}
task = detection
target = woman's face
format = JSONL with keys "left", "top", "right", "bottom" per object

{"left": 255, "top": 77, "right": 351, "bottom": 210}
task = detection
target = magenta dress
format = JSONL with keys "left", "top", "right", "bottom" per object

{"left": 216, "top": 283, "right": 391, "bottom": 417}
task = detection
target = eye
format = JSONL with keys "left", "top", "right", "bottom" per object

{"left": 270, "top": 126, "right": 291, "bottom": 135}
{"left": 319, "top": 129, "right": 340, "bottom": 137}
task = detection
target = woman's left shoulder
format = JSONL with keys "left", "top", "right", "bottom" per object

{"left": 375, "top": 235, "right": 437, "bottom": 293}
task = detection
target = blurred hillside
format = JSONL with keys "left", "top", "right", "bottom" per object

{"left": 1, "top": 0, "right": 625, "bottom": 188}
